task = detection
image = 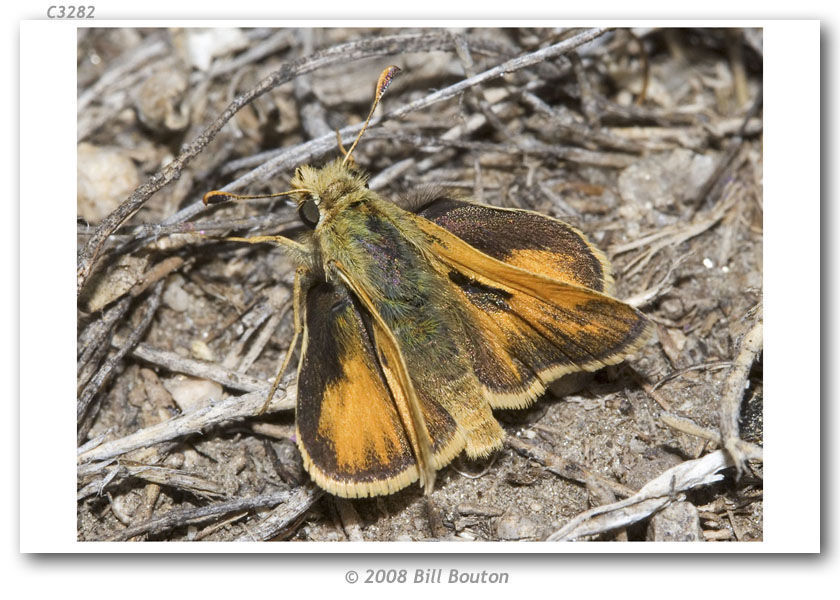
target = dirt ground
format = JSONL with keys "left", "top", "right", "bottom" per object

{"left": 76, "top": 27, "right": 763, "bottom": 542}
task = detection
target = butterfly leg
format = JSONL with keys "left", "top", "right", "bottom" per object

{"left": 223, "top": 234, "right": 308, "bottom": 253}
{"left": 219, "top": 234, "right": 316, "bottom": 279}
{"left": 258, "top": 266, "right": 307, "bottom": 415}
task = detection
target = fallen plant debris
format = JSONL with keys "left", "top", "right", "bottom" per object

{"left": 77, "top": 27, "right": 763, "bottom": 542}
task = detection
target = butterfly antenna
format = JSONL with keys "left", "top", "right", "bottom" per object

{"left": 341, "top": 65, "right": 401, "bottom": 166}
{"left": 202, "top": 188, "right": 311, "bottom": 206}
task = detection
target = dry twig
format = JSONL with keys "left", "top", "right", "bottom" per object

{"left": 108, "top": 486, "right": 318, "bottom": 541}
{"left": 77, "top": 385, "right": 294, "bottom": 466}
{"left": 719, "top": 307, "right": 763, "bottom": 475}
{"left": 547, "top": 449, "right": 761, "bottom": 541}
{"left": 77, "top": 282, "right": 165, "bottom": 426}
{"left": 507, "top": 436, "right": 635, "bottom": 499}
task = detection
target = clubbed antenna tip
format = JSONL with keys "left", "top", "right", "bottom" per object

{"left": 341, "top": 65, "right": 402, "bottom": 166}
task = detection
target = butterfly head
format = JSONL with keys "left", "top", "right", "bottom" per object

{"left": 289, "top": 160, "right": 371, "bottom": 229}
{"left": 286, "top": 65, "right": 400, "bottom": 230}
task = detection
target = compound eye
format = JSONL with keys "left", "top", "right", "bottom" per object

{"left": 298, "top": 198, "right": 320, "bottom": 229}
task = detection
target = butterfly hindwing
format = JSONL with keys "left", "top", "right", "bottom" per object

{"left": 295, "top": 280, "right": 421, "bottom": 498}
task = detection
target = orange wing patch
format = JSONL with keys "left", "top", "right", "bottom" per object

{"left": 417, "top": 198, "right": 614, "bottom": 294}
{"left": 316, "top": 353, "right": 405, "bottom": 476}
{"left": 410, "top": 211, "right": 652, "bottom": 409}
{"left": 295, "top": 281, "right": 420, "bottom": 498}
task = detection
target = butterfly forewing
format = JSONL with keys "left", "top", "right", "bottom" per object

{"left": 417, "top": 197, "right": 614, "bottom": 294}
{"left": 408, "top": 204, "right": 653, "bottom": 409}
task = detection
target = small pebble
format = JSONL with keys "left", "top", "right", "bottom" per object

{"left": 134, "top": 69, "right": 189, "bottom": 132}
{"left": 185, "top": 28, "right": 249, "bottom": 71}
{"left": 163, "top": 275, "right": 191, "bottom": 312}
{"left": 190, "top": 340, "right": 215, "bottom": 362}
{"left": 77, "top": 142, "right": 139, "bottom": 223}
{"left": 163, "top": 376, "right": 222, "bottom": 412}
{"left": 647, "top": 501, "right": 703, "bottom": 541}
{"left": 496, "top": 512, "right": 540, "bottom": 540}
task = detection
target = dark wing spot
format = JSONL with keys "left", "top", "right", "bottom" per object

{"left": 448, "top": 270, "right": 512, "bottom": 312}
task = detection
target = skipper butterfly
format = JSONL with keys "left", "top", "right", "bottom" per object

{"left": 204, "top": 66, "right": 652, "bottom": 498}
